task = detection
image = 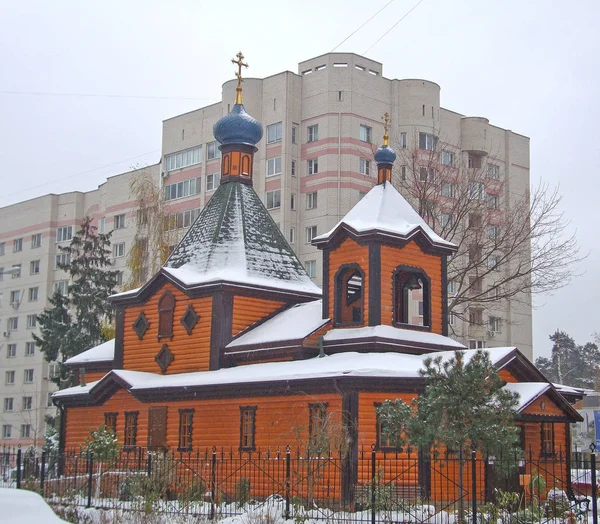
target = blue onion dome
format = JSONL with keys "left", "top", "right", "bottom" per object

{"left": 374, "top": 144, "right": 397, "bottom": 165}
{"left": 213, "top": 104, "right": 263, "bottom": 147}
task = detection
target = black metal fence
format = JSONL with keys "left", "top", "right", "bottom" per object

{"left": 1, "top": 445, "right": 598, "bottom": 523}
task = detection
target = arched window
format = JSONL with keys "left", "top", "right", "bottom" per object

{"left": 334, "top": 264, "right": 364, "bottom": 326}
{"left": 158, "top": 291, "right": 175, "bottom": 340}
{"left": 393, "top": 266, "right": 431, "bottom": 329}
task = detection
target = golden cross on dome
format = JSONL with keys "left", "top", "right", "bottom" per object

{"left": 382, "top": 112, "right": 390, "bottom": 146}
{"left": 232, "top": 51, "right": 248, "bottom": 104}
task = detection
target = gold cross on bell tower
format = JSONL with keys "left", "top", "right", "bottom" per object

{"left": 382, "top": 112, "right": 390, "bottom": 146}
{"left": 232, "top": 51, "right": 248, "bottom": 104}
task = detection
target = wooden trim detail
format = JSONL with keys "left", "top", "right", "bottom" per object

{"left": 333, "top": 263, "right": 365, "bottom": 327}
{"left": 210, "top": 291, "right": 233, "bottom": 370}
{"left": 239, "top": 406, "right": 257, "bottom": 451}
{"left": 341, "top": 390, "right": 358, "bottom": 505}
{"left": 368, "top": 244, "right": 381, "bottom": 326}
{"left": 322, "top": 249, "right": 330, "bottom": 319}
{"left": 114, "top": 306, "right": 125, "bottom": 369}
{"left": 157, "top": 290, "right": 175, "bottom": 341}
{"left": 180, "top": 304, "right": 199, "bottom": 335}
{"left": 441, "top": 255, "right": 448, "bottom": 336}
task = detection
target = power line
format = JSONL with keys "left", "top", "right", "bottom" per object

{"left": 0, "top": 90, "right": 213, "bottom": 101}
{"left": 0, "top": 150, "right": 160, "bottom": 202}
{"left": 331, "top": 0, "right": 398, "bottom": 52}
{"left": 363, "top": 0, "right": 428, "bottom": 54}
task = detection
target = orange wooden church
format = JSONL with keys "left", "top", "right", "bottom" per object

{"left": 54, "top": 57, "right": 582, "bottom": 502}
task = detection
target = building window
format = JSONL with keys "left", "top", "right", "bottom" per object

{"left": 104, "top": 413, "right": 117, "bottom": 434}
{"left": 375, "top": 404, "right": 402, "bottom": 451}
{"left": 289, "top": 228, "right": 295, "bottom": 244}
{"left": 7, "top": 344, "right": 16, "bottom": 358}
{"left": 448, "top": 280, "right": 458, "bottom": 296}
{"left": 13, "top": 238, "right": 23, "bottom": 252}
{"left": 419, "top": 167, "right": 435, "bottom": 182}
{"left": 98, "top": 217, "right": 106, "bottom": 233}
{"left": 26, "top": 315, "right": 36, "bottom": 329}
{"left": 239, "top": 406, "right": 256, "bottom": 451}
{"left": 487, "top": 193, "right": 499, "bottom": 210}
{"left": 164, "top": 208, "right": 201, "bottom": 231}
{"left": 46, "top": 392, "right": 53, "bottom": 407}
{"left": 306, "top": 191, "right": 318, "bottom": 210}
{"left": 489, "top": 316, "right": 502, "bottom": 334}
{"left": 468, "top": 153, "right": 482, "bottom": 169}
{"left": 207, "top": 141, "right": 220, "bottom": 161}
{"left": 468, "top": 182, "right": 485, "bottom": 200}
{"left": 8, "top": 317, "right": 18, "bottom": 331}
{"left": 124, "top": 411, "right": 138, "bottom": 448}
{"left": 308, "top": 403, "right": 328, "bottom": 450}
{"left": 541, "top": 422, "right": 554, "bottom": 456}
{"left": 488, "top": 253, "right": 501, "bottom": 270}
{"left": 22, "top": 397, "right": 32, "bottom": 411}
{"left": 266, "top": 157, "right": 282, "bottom": 177}
{"left": 55, "top": 253, "right": 70, "bottom": 269}
{"left": 359, "top": 158, "right": 370, "bottom": 175}
{"left": 178, "top": 409, "right": 194, "bottom": 451}
{"left": 48, "top": 362, "right": 59, "bottom": 380}
{"left": 308, "top": 158, "right": 319, "bottom": 175}
{"left": 487, "top": 225, "right": 499, "bottom": 240}
{"left": 441, "top": 150, "right": 454, "bottom": 167}
{"left": 31, "top": 233, "right": 42, "bottom": 249}
{"left": 441, "top": 183, "right": 456, "bottom": 199}
{"left": 440, "top": 213, "right": 453, "bottom": 229}
{"left": 165, "top": 146, "right": 202, "bottom": 172}
{"left": 487, "top": 164, "right": 500, "bottom": 179}
{"left": 305, "top": 260, "right": 317, "bottom": 278}
{"left": 164, "top": 177, "right": 201, "bottom": 201}
{"left": 399, "top": 165, "right": 407, "bottom": 181}
{"left": 10, "top": 290, "right": 20, "bottom": 306}
{"left": 114, "top": 214, "right": 126, "bottom": 230}
{"left": 158, "top": 291, "right": 175, "bottom": 340}
{"left": 419, "top": 132, "right": 437, "bottom": 151}
{"left": 21, "top": 424, "right": 31, "bottom": 439}
{"left": 468, "top": 339, "right": 487, "bottom": 349}
{"left": 56, "top": 226, "right": 73, "bottom": 243}
{"left": 393, "top": 266, "right": 430, "bottom": 329}
{"left": 112, "top": 243, "right": 125, "bottom": 259}
{"left": 291, "top": 160, "right": 297, "bottom": 177}
{"left": 28, "top": 260, "right": 40, "bottom": 275}
{"left": 206, "top": 173, "right": 221, "bottom": 191}
{"left": 0, "top": 242, "right": 5, "bottom": 256}
{"left": 24, "top": 369, "right": 34, "bottom": 383}
{"left": 449, "top": 312, "right": 456, "bottom": 326}
{"left": 53, "top": 280, "right": 68, "bottom": 295}
{"left": 360, "top": 125, "right": 372, "bottom": 143}
{"left": 291, "top": 126, "right": 297, "bottom": 144}
{"left": 290, "top": 193, "right": 296, "bottom": 211}
{"left": 335, "top": 265, "right": 364, "bottom": 326}
{"left": 25, "top": 342, "right": 35, "bottom": 356}
{"left": 307, "top": 125, "right": 319, "bottom": 142}
{"left": 266, "top": 122, "right": 283, "bottom": 144}
{"left": 4, "top": 398, "right": 13, "bottom": 411}
{"left": 469, "top": 309, "right": 483, "bottom": 326}
{"left": 2, "top": 425, "right": 11, "bottom": 439}
{"left": 306, "top": 225, "right": 317, "bottom": 243}
{"left": 266, "top": 190, "right": 281, "bottom": 210}
{"left": 115, "top": 271, "right": 123, "bottom": 286}
{"left": 400, "top": 133, "right": 407, "bottom": 149}
{"left": 10, "top": 264, "right": 21, "bottom": 279}
{"left": 5, "top": 371, "right": 15, "bottom": 385}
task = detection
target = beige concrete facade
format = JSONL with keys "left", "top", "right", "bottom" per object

{"left": 0, "top": 52, "right": 531, "bottom": 447}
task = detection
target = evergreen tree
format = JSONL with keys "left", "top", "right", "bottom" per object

{"left": 34, "top": 217, "right": 118, "bottom": 387}
{"left": 378, "top": 350, "right": 520, "bottom": 522}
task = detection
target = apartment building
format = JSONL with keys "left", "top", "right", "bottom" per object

{"left": 0, "top": 52, "right": 531, "bottom": 447}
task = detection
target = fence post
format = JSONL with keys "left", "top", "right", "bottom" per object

{"left": 210, "top": 446, "right": 217, "bottom": 520}
{"left": 86, "top": 452, "right": 94, "bottom": 508}
{"left": 591, "top": 450, "right": 597, "bottom": 524}
{"left": 471, "top": 449, "right": 477, "bottom": 524}
{"left": 285, "top": 445, "right": 291, "bottom": 519}
{"left": 146, "top": 451, "right": 152, "bottom": 477}
{"left": 40, "top": 450, "right": 47, "bottom": 495}
{"left": 16, "top": 447, "right": 22, "bottom": 489}
{"left": 371, "top": 444, "right": 376, "bottom": 524}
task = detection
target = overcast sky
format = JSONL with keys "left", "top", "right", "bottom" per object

{"left": 0, "top": 0, "right": 598, "bottom": 358}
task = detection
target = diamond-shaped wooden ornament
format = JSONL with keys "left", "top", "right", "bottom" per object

{"left": 155, "top": 344, "right": 174, "bottom": 373}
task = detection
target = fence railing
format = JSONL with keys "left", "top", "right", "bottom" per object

{"left": 1, "top": 445, "right": 598, "bottom": 523}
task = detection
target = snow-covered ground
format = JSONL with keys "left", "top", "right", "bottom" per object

{"left": 0, "top": 488, "right": 69, "bottom": 523}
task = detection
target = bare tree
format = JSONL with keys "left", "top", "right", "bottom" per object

{"left": 391, "top": 130, "right": 584, "bottom": 336}
{"left": 126, "top": 167, "right": 175, "bottom": 289}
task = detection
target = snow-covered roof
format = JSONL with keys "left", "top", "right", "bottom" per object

{"left": 161, "top": 182, "right": 321, "bottom": 296}
{"left": 324, "top": 325, "right": 466, "bottom": 350}
{"left": 553, "top": 383, "right": 591, "bottom": 396}
{"left": 54, "top": 348, "right": 517, "bottom": 399}
{"left": 313, "top": 183, "right": 455, "bottom": 250}
{"left": 64, "top": 339, "right": 115, "bottom": 365}
{"left": 503, "top": 382, "right": 550, "bottom": 411}
{"left": 227, "top": 300, "right": 328, "bottom": 349}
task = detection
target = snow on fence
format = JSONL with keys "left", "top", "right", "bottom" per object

{"left": 1, "top": 445, "right": 597, "bottom": 523}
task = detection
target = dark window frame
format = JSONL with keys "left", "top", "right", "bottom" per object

{"left": 178, "top": 409, "right": 194, "bottom": 452}
{"left": 239, "top": 406, "right": 257, "bottom": 451}
{"left": 104, "top": 412, "right": 118, "bottom": 434}
{"left": 124, "top": 411, "right": 139, "bottom": 449}
{"left": 392, "top": 265, "right": 431, "bottom": 331}
{"left": 157, "top": 291, "right": 175, "bottom": 340}
{"left": 334, "top": 263, "right": 365, "bottom": 327}
{"left": 374, "top": 403, "right": 403, "bottom": 452}
{"left": 541, "top": 422, "right": 555, "bottom": 456}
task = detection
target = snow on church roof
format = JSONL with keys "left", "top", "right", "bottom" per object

{"left": 313, "top": 182, "right": 455, "bottom": 250}
{"left": 54, "top": 348, "right": 518, "bottom": 399}
{"left": 503, "top": 382, "right": 550, "bottom": 411}
{"left": 163, "top": 181, "right": 321, "bottom": 296}
{"left": 227, "top": 300, "right": 328, "bottom": 349}
{"left": 64, "top": 339, "right": 115, "bottom": 365}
